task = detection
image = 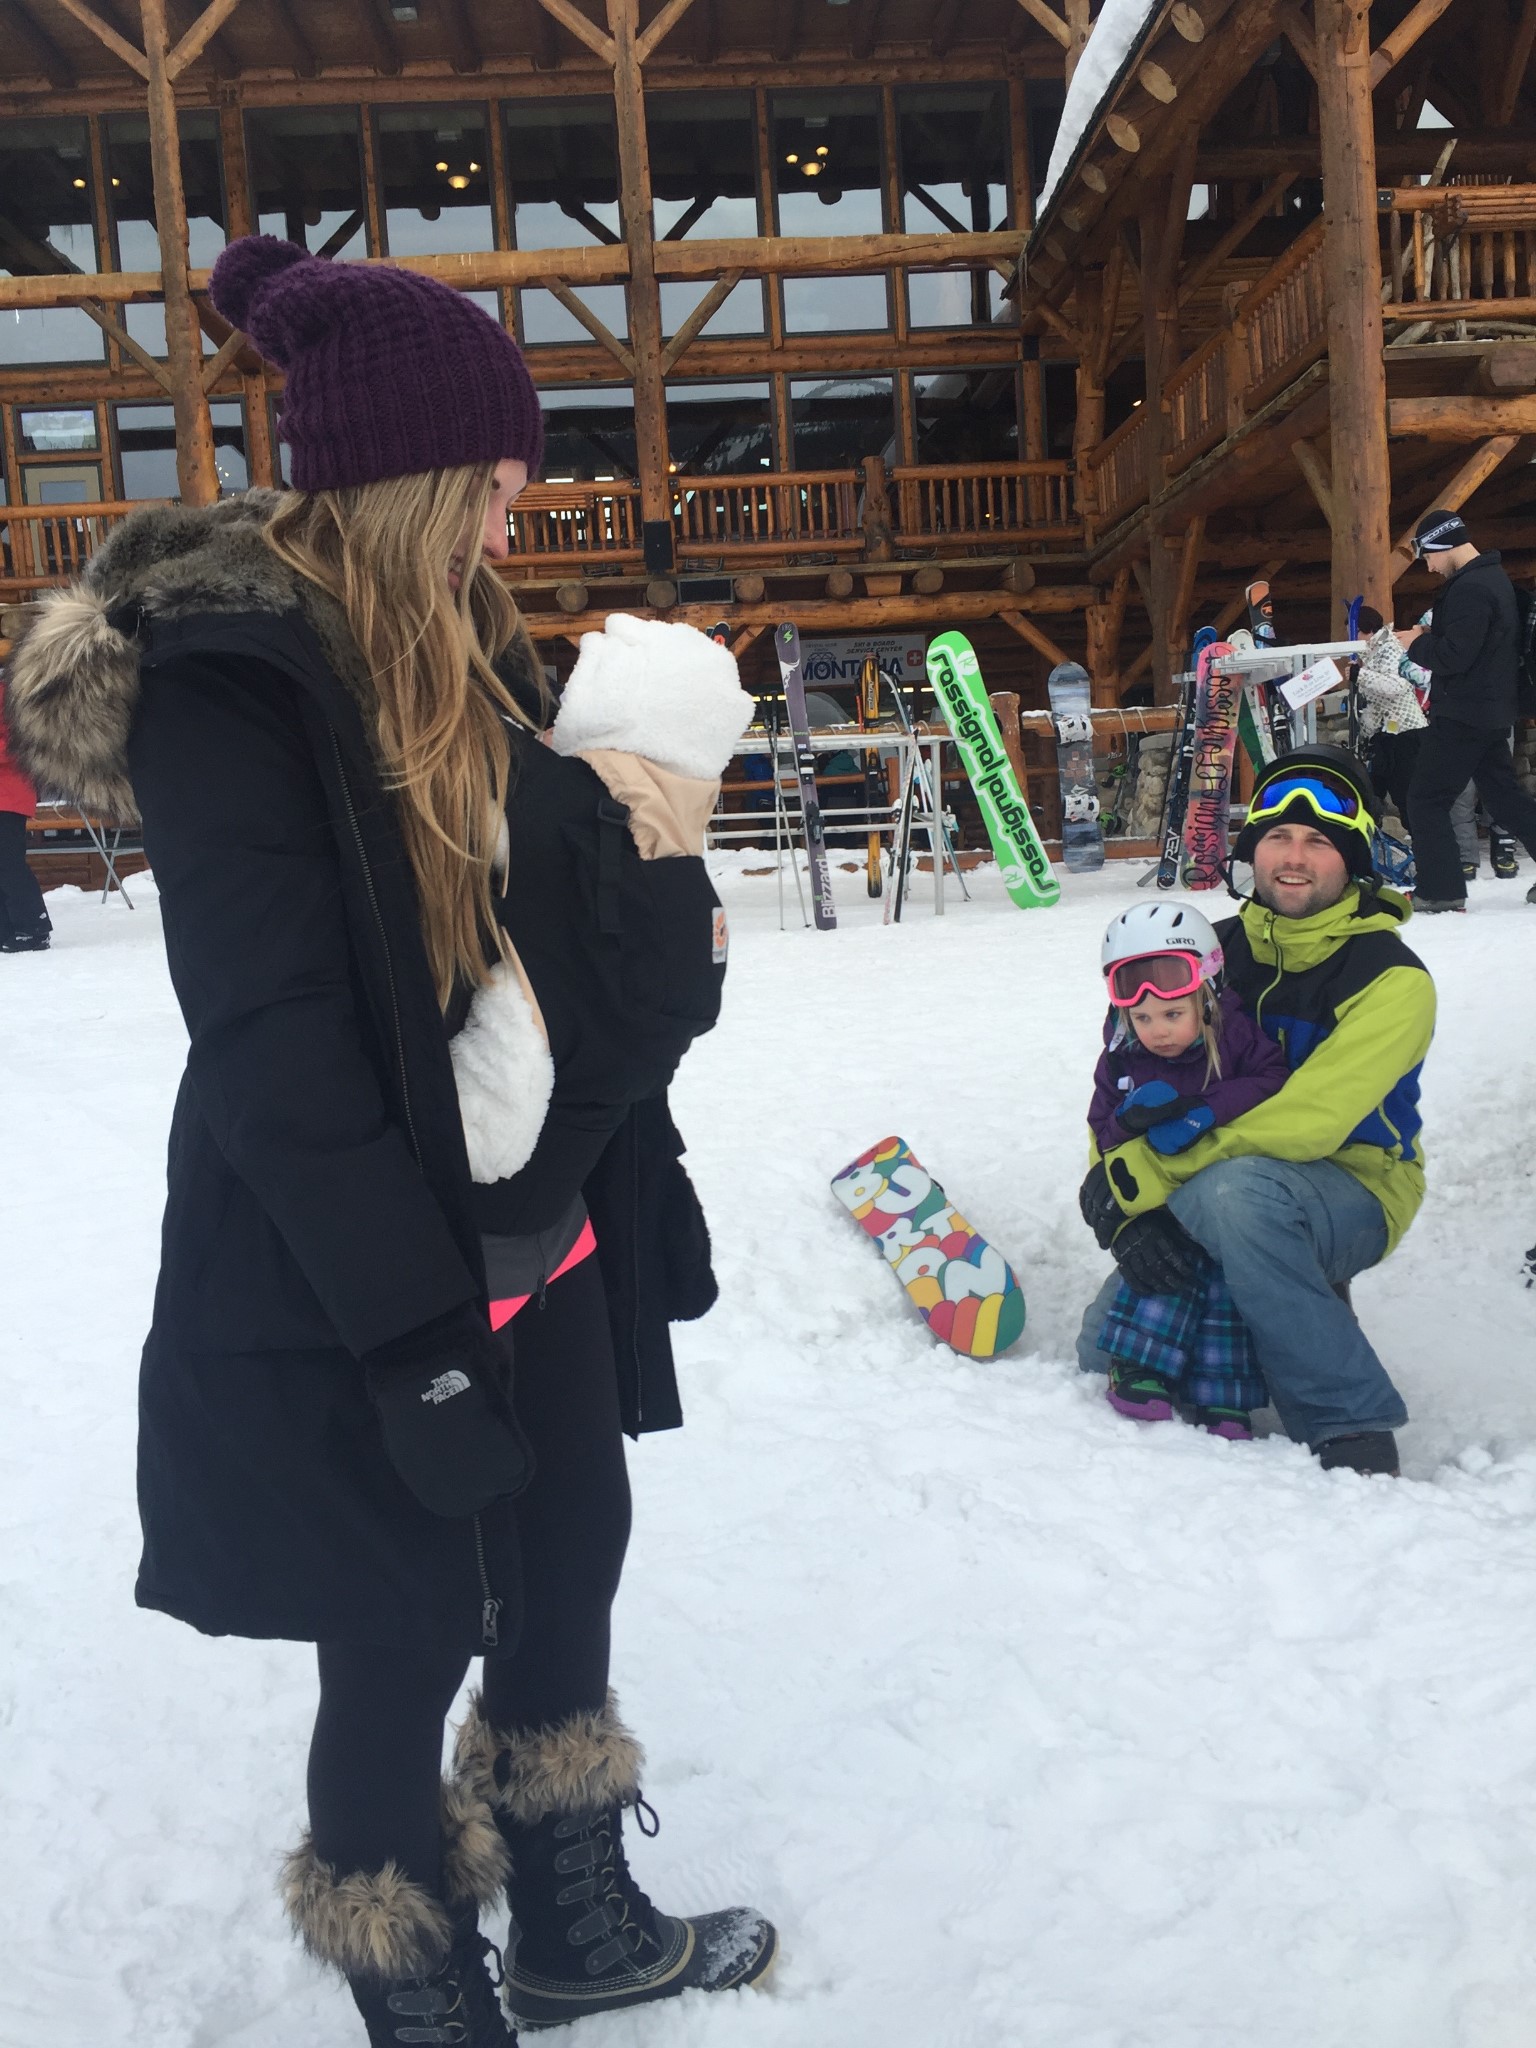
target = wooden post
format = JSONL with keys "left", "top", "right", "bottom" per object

{"left": 1316, "top": 0, "right": 1392, "bottom": 623}
{"left": 242, "top": 369, "right": 275, "bottom": 487}
{"left": 217, "top": 96, "right": 254, "bottom": 240}
{"left": 1072, "top": 267, "right": 1106, "bottom": 544}
{"left": 140, "top": 0, "right": 219, "bottom": 505}
{"left": 1139, "top": 181, "right": 1176, "bottom": 703}
{"left": 608, "top": 0, "right": 672, "bottom": 557}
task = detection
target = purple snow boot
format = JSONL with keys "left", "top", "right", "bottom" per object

{"left": 1194, "top": 1406, "right": 1254, "bottom": 1441}
{"left": 1106, "top": 1365, "right": 1175, "bottom": 1422}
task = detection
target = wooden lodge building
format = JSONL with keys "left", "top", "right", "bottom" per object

{"left": 2, "top": 0, "right": 1535, "bottom": 851}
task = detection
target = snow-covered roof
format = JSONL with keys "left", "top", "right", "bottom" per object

{"left": 1037, "top": 0, "right": 1162, "bottom": 217}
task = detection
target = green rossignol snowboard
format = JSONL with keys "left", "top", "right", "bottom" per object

{"left": 925, "top": 631, "right": 1060, "bottom": 910}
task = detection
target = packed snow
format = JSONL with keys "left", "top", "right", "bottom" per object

{"left": 1038, "top": 0, "right": 1160, "bottom": 216}
{"left": 6, "top": 854, "right": 1536, "bottom": 2048}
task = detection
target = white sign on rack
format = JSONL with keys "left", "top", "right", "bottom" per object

{"left": 800, "top": 635, "right": 927, "bottom": 693}
{"left": 1280, "top": 656, "right": 1343, "bottom": 711}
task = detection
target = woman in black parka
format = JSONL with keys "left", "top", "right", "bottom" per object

{"left": 7, "top": 238, "right": 774, "bottom": 2046}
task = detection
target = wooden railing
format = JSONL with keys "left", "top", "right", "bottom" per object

{"left": 672, "top": 470, "right": 863, "bottom": 556}
{"left": 1088, "top": 408, "right": 1151, "bottom": 530}
{"left": 1237, "top": 220, "right": 1328, "bottom": 411}
{"left": 0, "top": 501, "right": 145, "bottom": 590}
{"left": 891, "top": 461, "right": 1077, "bottom": 545}
{"left": 1382, "top": 184, "right": 1536, "bottom": 315}
{"left": 1, "top": 462, "right": 1086, "bottom": 600}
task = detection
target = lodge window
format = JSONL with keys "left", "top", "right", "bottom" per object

{"left": 247, "top": 109, "right": 368, "bottom": 259}
{"left": 377, "top": 106, "right": 494, "bottom": 257}
{"left": 666, "top": 381, "right": 774, "bottom": 475}
{"left": 115, "top": 400, "right": 247, "bottom": 500}
{"left": 13, "top": 404, "right": 106, "bottom": 506}
{"left": 789, "top": 376, "right": 894, "bottom": 468}
{"left": 898, "top": 86, "right": 1010, "bottom": 330}
{"left": 107, "top": 111, "right": 227, "bottom": 360}
{"left": 648, "top": 91, "right": 764, "bottom": 340}
{"left": 506, "top": 99, "right": 627, "bottom": 349}
{"left": 912, "top": 369, "right": 1019, "bottom": 463}
{"left": 538, "top": 387, "right": 637, "bottom": 483}
{"left": 0, "top": 117, "right": 105, "bottom": 367}
{"left": 771, "top": 90, "right": 884, "bottom": 338}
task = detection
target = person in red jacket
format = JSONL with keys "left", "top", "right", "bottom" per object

{"left": 0, "top": 676, "right": 51, "bottom": 953}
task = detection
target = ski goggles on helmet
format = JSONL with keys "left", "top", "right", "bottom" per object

{"left": 1106, "top": 950, "right": 1216, "bottom": 1008}
{"left": 1245, "top": 769, "right": 1372, "bottom": 838}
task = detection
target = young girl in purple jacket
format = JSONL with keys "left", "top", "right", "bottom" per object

{"left": 1088, "top": 902, "right": 1289, "bottom": 1438}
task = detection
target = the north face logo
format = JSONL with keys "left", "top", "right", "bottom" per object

{"left": 421, "top": 1369, "right": 472, "bottom": 1405}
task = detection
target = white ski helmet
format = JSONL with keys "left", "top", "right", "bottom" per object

{"left": 1101, "top": 901, "right": 1224, "bottom": 994}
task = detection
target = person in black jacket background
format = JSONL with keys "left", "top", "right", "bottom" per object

{"left": 7, "top": 237, "right": 774, "bottom": 2046}
{"left": 1399, "top": 509, "right": 1536, "bottom": 911}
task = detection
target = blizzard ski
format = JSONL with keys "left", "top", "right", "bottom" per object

{"left": 925, "top": 631, "right": 1059, "bottom": 910}
{"left": 1250, "top": 584, "right": 1293, "bottom": 759}
{"left": 1180, "top": 638, "right": 1240, "bottom": 891}
{"left": 776, "top": 621, "right": 837, "bottom": 931}
{"left": 832, "top": 1136, "right": 1027, "bottom": 1359}
{"left": 1344, "top": 595, "right": 1364, "bottom": 756}
{"left": 857, "top": 655, "right": 885, "bottom": 899}
{"left": 1246, "top": 580, "right": 1277, "bottom": 647}
{"left": 1046, "top": 662, "right": 1106, "bottom": 873}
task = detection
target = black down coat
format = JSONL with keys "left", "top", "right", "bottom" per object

{"left": 6, "top": 495, "right": 722, "bottom": 1649}
{"left": 1411, "top": 549, "right": 1522, "bottom": 727}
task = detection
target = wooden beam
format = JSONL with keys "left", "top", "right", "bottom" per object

{"left": 1177, "top": 173, "right": 1296, "bottom": 310}
{"left": 1369, "top": 0, "right": 1458, "bottom": 87}
{"left": 1000, "top": 610, "right": 1071, "bottom": 667}
{"left": 164, "top": 0, "right": 249, "bottom": 78}
{"left": 1317, "top": 0, "right": 1392, "bottom": 619}
{"left": 1169, "top": 514, "right": 1206, "bottom": 649}
{"left": 199, "top": 324, "right": 247, "bottom": 392}
{"left": 356, "top": 0, "right": 404, "bottom": 77}
{"left": 1276, "top": 1, "right": 1317, "bottom": 79}
{"left": 1064, "top": 0, "right": 1090, "bottom": 82}
{"left": 82, "top": 301, "right": 175, "bottom": 392}
{"left": 608, "top": 0, "right": 671, "bottom": 541}
{"left": 1388, "top": 436, "right": 1519, "bottom": 579}
{"left": 523, "top": 587, "right": 1100, "bottom": 640}
{"left": 267, "top": 0, "right": 319, "bottom": 76}
{"left": 537, "top": 0, "right": 616, "bottom": 64}
{"left": 660, "top": 268, "right": 742, "bottom": 372}
{"left": 5, "top": 0, "right": 77, "bottom": 86}
{"left": 438, "top": 0, "right": 483, "bottom": 72}
{"left": 541, "top": 278, "right": 637, "bottom": 372}
{"left": 528, "top": 0, "right": 559, "bottom": 69}
{"left": 1011, "top": 0, "right": 1071, "bottom": 51}
{"left": 164, "top": 0, "right": 237, "bottom": 78}
{"left": 1389, "top": 397, "right": 1536, "bottom": 438}
{"left": 771, "top": 0, "right": 801, "bottom": 64}
{"left": 1497, "top": 0, "right": 1536, "bottom": 126}
{"left": 635, "top": 0, "right": 697, "bottom": 63}
{"left": 931, "top": 0, "right": 965, "bottom": 58}
{"left": 1290, "top": 435, "right": 1335, "bottom": 525}
{"left": 851, "top": 0, "right": 882, "bottom": 62}
{"left": 48, "top": 0, "right": 147, "bottom": 75}
{"left": 140, "top": 0, "right": 217, "bottom": 503}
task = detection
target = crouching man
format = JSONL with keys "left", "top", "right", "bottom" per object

{"left": 1078, "top": 746, "right": 1435, "bottom": 1476}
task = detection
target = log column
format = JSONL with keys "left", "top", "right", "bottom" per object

{"left": 608, "top": 0, "right": 673, "bottom": 569}
{"left": 1316, "top": 0, "right": 1391, "bottom": 622}
{"left": 1139, "top": 177, "right": 1178, "bottom": 703}
{"left": 141, "top": 0, "right": 219, "bottom": 504}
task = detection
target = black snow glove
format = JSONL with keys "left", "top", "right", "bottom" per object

{"left": 1080, "top": 1162, "right": 1124, "bottom": 1248}
{"left": 1110, "top": 1211, "right": 1205, "bottom": 1297}
{"left": 363, "top": 1305, "right": 535, "bottom": 1519}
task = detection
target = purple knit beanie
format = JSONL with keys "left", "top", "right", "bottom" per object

{"left": 210, "top": 235, "right": 543, "bottom": 490}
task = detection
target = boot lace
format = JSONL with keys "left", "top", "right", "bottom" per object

{"left": 384, "top": 1927, "right": 510, "bottom": 2045}
{"left": 552, "top": 1796, "right": 666, "bottom": 1978}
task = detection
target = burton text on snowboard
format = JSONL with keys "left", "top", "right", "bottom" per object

{"left": 925, "top": 631, "right": 1059, "bottom": 909}
{"left": 831, "top": 1136, "right": 1026, "bottom": 1359}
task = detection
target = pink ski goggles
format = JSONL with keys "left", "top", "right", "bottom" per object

{"left": 1105, "top": 949, "right": 1219, "bottom": 1008}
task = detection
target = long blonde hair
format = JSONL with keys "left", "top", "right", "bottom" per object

{"left": 265, "top": 465, "right": 536, "bottom": 1007}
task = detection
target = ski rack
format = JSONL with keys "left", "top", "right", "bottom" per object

{"left": 710, "top": 727, "right": 964, "bottom": 919}
{"left": 1208, "top": 637, "right": 1368, "bottom": 750}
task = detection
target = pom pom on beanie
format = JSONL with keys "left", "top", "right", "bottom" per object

{"left": 208, "top": 234, "right": 544, "bottom": 490}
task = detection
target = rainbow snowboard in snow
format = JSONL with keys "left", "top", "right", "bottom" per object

{"left": 925, "top": 630, "right": 1059, "bottom": 910}
{"left": 831, "top": 1136, "right": 1026, "bottom": 1359}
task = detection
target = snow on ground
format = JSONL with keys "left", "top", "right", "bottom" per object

{"left": 5, "top": 855, "right": 1536, "bottom": 2048}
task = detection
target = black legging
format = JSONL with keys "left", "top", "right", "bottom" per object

{"left": 0, "top": 811, "right": 49, "bottom": 940}
{"left": 307, "top": 1252, "right": 632, "bottom": 1896}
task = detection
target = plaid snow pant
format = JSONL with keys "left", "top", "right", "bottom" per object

{"left": 1098, "top": 1255, "right": 1269, "bottom": 1412}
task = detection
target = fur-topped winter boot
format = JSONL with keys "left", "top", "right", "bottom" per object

{"left": 453, "top": 1691, "right": 777, "bottom": 2030}
{"left": 283, "top": 1779, "right": 518, "bottom": 2044}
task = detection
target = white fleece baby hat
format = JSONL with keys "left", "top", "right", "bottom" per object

{"left": 550, "top": 613, "right": 755, "bottom": 780}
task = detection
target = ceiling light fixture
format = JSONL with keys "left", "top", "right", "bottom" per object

{"left": 803, "top": 162, "right": 822, "bottom": 177}
{"left": 785, "top": 152, "right": 799, "bottom": 164}
{"left": 815, "top": 145, "right": 829, "bottom": 157}
{"left": 72, "top": 177, "right": 86, "bottom": 189}
{"left": 447, "top": 174, "right": 470, "bottom": 190}
{"left": 435, "top": 159, "right": 449, "bottom": 171}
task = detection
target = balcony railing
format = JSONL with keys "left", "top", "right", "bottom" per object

{"left": 1, "top": 460, "right": 1083, "bottom": 601}
{"left": 1383, "top": 184, "right": 1536, "bottom": 315}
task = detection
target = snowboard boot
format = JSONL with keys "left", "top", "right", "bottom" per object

{"left": 1490, "top": 829, "right": 1519, "bottom": 879}
{"left": 1194, "top": 1405, "right": 1253, "bottom": 1441}
{"left": 283, "top": 1779, "right": 517, "bottom": 2044}
{"left": 0, "top": 924, "right": 50, "bottom": 952}
{"left": 1315, "top": 1431, "right": 1400, "bottom": 1477}
{"left": 1411, "top": 898, "right": 1466, "bottom": 914}
{"left": 1106, "top": 1364, "right": 1175, "bottom": 1422}
{"left": 1460, "top": 860, "right": 1478, "bottom": 881}
{"left": 454, "top": 1692, "right": 777, "bottom": 2030}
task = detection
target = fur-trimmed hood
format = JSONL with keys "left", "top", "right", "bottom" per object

{"left": 6, "top": 493, "right": 304, "bottom": 820}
